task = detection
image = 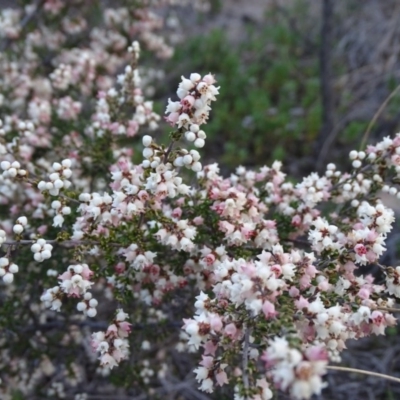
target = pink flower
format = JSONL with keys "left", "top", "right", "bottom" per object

{"left": 181, "top": 95, "right": 195, "bottom": 109}
{"left": 371, "top": 311, "right": 384, "bottom": 326}
{"left": 289, "top": 286, "right": 300, "bottom": 297}
{"left": 204, "top": 253, "right": 216, "bottom": 266}
{"left": 118, "top": 321, "right": 132, "bottom": 337}
{"left": 203, "top": 341, "right": 218, "bottom": 356}
{"left": 305, "top": 346, "right": 328, "bottom": 361}
{"left": 295, "top": 296, "right": 309, "bottom": 310}
{"left": 58, "top": 271, "right": 72, "bottom": 281}
{"left": 106, "top": 324, "right": 118, "bottom": 337}
{"left": 114, "top": 262, "right": 126, "bottom": 274}
{"left": 270, "top": 264, "right": 282, "bottom": 277}
{"left": 126, "top": 120, "right": 139, "bottom": 137}
{"left": 200, "top": 355, "right": 213, "bottom": 368}
{"left": 202, "top": 74, "right": 216, "bottom": 85}
{"left": 164, "top": 112, "right": 179, "bottom": 126}
{"left": 318, "top": 279, "right": 330, "bottom": 291}
{"left": 224, "top": 323, "right": 237, "bottom": 338}
{"left": 209, "top": 314, "right": 222, "bottom": 332}
{"left": 262, "top": 300, "right": 277, "bottom": 319}
{"left": 292, "top": 214, "right": 302, "bottom": 227}
{"left": 355, "top": 243, "right": 367, "bottom": 256}
{"left": 357, "top": 287, "right": 370, "bottom": 300}
{"left": 215, "top": 370, "right": 228, "bottom": 386}
{"left": 81, "top": 265, "right": 93, "bottom": 280}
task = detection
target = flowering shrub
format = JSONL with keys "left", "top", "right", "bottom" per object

{"left": 1, "top": 1, "right": 400, "bottom": 399}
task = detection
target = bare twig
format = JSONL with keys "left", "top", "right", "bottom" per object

{"left": 316, "top": 114, "right": 352, "bottom": 172}
{"left": 163, "top": 141, "right": 175, "bottom": 164}
{"left": 327, "top": 365, "right": 400, "bottom": 383}
{"left": 2, "top": 239, "right": 122, "bottom": 248}
{"left": 315, "top": 0, "right": 335, "bottom": 166}
{"left": 359, "top": 82, "right": 400, "bottom": 150}
{"left": 242, "top": 327, "right": 251, "bottom": 397}
{"left": 376, "top": 306, "right": 400, "bottom": 313}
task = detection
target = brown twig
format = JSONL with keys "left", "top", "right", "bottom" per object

{"left": 327, "top": 365, "right": 400, "bottom": 383}
{"left": 377, "top": 306, "right": 400, "bottom": 313}
{"left": 242, "top": 327, "right": 251, "bottom": 397}
{"left": 359, "top": 82, "right": 400, "bottom": 150}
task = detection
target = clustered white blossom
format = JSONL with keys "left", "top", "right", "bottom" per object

{"left": 1, "top": 160, "right": 27, "bottom": 178}
{"left": 38, "top": 159, "right": 72, "bottom": 196}
{"left": 0, "top": 256, "right": 18, "bottom": 284}
{"left": 40, "top": 286, "right": 63, "bottom": 312}
{"left": 51, "top": 200, "right": 71, "bottom": 227}
{"left": 13, "top": 216, "right": 28, "bottom": 235}
{"left": 31, "top": 238, "right": 53, "bottom": 262}
{"left": 77, "top": 292, "right": 98, "bottom": 318}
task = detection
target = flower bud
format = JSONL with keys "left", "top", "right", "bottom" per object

{"left": 3, "top": 272, "right": 14, "bottom": 284}
{"left": 142, "top": 135, "right": 152, "bottom": 147}
{"left": 13, "top": 224, "right": 23, "bottom": 234}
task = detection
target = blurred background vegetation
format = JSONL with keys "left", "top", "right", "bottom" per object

{"left": 152, "top": 0, "right": 400, "bottom": 180}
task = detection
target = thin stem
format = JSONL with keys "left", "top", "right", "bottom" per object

{"left": 377, "top": 306, "right": 400, "bottom": 313}
{"left": 329, "top": 164, "right": 372, "bottom": 193}
{"left": 316, "top": 0, "right": 334, "bottom": 164}
{"left": 2, "top": 239, "right": 120, "bottom": 247}
{"left": 163, "top": 141, "right": 175, "bottom": 164}
{"left": 360, "top": 83, "right": 400, "bottom": 150}
{"left": 282, "top": 238, "right": 310, "bottom": 246}
{"left": 327, "top": 365, "right": 400, "bottom": 383}
{"left": 58, "top": 193, "right": 80, "bottom": 204}
{"left": 242, "top": 328, "right": 251, "bottom": 397}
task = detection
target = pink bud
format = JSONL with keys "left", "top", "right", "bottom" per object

{"left": 295, "top": 296, "right": 309, "bottom": 310}
{"left": 262, "top": 300, "right": 277, "bottom": 319}
{"left": 224, "top": 323, "right": 237, "bottom": 338}
{"left": 288, "top": 286, "right": 300, "bottom": 297}
{"left": 193, "top": 216, "right": 204, "bottom": 225}
{"left": 202, "top": 74, "right": 216, "bottom": 85}
{"left": 305, "top": 346, "right": 328, "bottom": 361}
{"left": 114, "top": 262, "right": 126, "bottom": 274}
{"left": 200, "top": 355, "right": 214, "bottom": 368}
{"left": 164, "top": 112, "right": 179, "bottom": 126}
{"left": 209, "top": 314, "right": 222, "bottom": 332}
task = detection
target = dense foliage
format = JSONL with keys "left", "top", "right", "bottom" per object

{"left": 1, "top": 1, "right": 400, "bottom": 400}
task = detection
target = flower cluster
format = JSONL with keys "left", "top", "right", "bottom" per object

{"left": 58, "top": 264, "right": 94, "bottom": 297}
{"left": 31, "top": 238, "right": 53, "bottom": 262}
{"left": 77, "top": 292, "right": 98, "bottom": 318}
{"left": 165, "top": 73, "right": 219, "bottom": 137}
{"left": 91, "top": 310, "right": 132, "bottom": 369}
{"left": 2, "top": 1, "right": 400, "bottom": 399}
{"left": 262, "top": 338, "right": 328, "bottom": 400}
{"left": 0, "top": 257, "right": 18, "bottom": 284}
{"left": 37, "top": 159, "right": 72, "bottom": 197}
{"left": 40, "top": 286, "right": 63, "bottom": 312}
